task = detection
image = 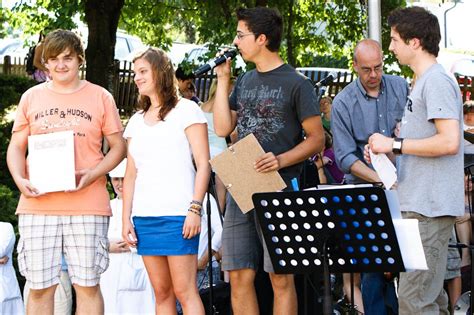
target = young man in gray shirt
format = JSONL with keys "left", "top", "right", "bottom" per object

{"left": 368, "top": 7, "right": 464, "bottom": 314}
{"left": 331, "top": 38, "right": 408, "bottom": 315}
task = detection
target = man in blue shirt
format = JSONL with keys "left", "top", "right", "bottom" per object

{"left": 331, "top": 38, "right": 408, "bottom": 315}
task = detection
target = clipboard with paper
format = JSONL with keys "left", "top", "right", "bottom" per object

{"left": 210, "top": 133, "right": 287, "bottom": 213}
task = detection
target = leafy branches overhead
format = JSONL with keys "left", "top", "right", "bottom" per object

{"left": 7, "top": 0, "right": 370, "bottom": 86}
{"left": 159, "top": 0, "right": 366, "bottom": 67}
{"left": 381, "top": 0, "right": 411, "bottom": 77}
{"left": 9, "top": 0, "right": 81, "bottom": 39}
{"left": 120, "top": 1, "right": 178, "bottom": 50}
{"left": 283, "top": 0, "right": 366, "bottom": 66}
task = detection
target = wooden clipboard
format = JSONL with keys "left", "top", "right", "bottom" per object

{"left": 210, "top": 133, "right": 287, "bottom": 213}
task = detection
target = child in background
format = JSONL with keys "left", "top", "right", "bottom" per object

{"left": 320, "top": 96, "right": 333, "bottom": 132}
{"left": 313, "top": 131, "right": 344, "bottom": 184}
{"left": 0, "top": 222, "right": 24, "bottom": 315}
{"left": 100, "top": 159, "right": 155, "bottom": 315}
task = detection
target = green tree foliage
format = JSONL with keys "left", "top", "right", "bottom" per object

{"left": 8, "top": 1, "right": 79, "bottom": 39}
{"left": 120, "top": 0, "right": 367, "bottom": 68}
{"left": 0, "top": 121, "right": 15, "bottom": 193}
{"left": 9, "top": 0, "right": 123, "bottom": 90}
{"left": 381, "top": 0, "right": 412, "bottom": 77}
{"left": 283, "top": 0, "right": 366, "bottom": 67}
{"left": 0, "top": 184, "right": 18, "bottom": 226}
{"left": 0, "top": 75, "right": 36, "bottom": 118}
{"left": 0, "top": 8, "right": 12, "bottom": 38}
{"left": 0, "top": 75, "right": 35, "bottom": 192}
{"left": 0, "top": 75, "right": 36, "bottom": 209}
{"left": 8, "top": 1, "right": 381, "bottom": 84}
{"left": 0, "top": 74, "right": 36, "bottom": 233}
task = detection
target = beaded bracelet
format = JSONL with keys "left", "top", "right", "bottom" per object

{"left": 190, "top": 200, "right": 203, "bottom": 207}
{"left": 189, "top": 203, "right": 202, "bottom": 211}
{"left": 188, "top": 208, "right": 202, "bottom": 217}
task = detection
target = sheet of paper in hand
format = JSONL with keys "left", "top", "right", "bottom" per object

{"left": 369, "top": 150, "right": 397, "bottom": 189}
{"left": 28, "top": 130, "right": 76, "bottom": 193}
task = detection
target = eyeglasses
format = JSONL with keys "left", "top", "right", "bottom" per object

{"left": 360, "top": 65, "right": 383, "bottom": 75}
{"left": 235, "top": 32, "right": 254, "bottom": 40}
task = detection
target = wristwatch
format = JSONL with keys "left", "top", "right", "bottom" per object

{"left": 392, "top": 137, "right": 404, "bottom": 155}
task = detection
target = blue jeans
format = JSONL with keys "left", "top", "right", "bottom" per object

{"left": 361, "top": 272, "right": 398, "bottom": 315}
{"left": 196, "top": 264, "right": 221, "bottom": 289}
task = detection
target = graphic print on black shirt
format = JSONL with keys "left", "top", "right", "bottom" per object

{"left": 237, "top": 84, "right": 285, "bottom": 144}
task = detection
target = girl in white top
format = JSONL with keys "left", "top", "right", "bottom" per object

{"left": 122, "top": 48, "right": 210, "bottom": 315}
{"left": 0, "top": 222, "right": 24, "bottom": 315}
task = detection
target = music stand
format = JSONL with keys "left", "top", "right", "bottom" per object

{"left": 252, "top": 186, "right": 405, "bottom": 315}
{"left": 203, "top": 172, "right": 225, "bottom": 315}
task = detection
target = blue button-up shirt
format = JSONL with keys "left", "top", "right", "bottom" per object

{"left": 331, "top": 75, "right": 409, "bottom": 183}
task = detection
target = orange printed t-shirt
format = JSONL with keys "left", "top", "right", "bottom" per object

{"left": 12, "top": 81, "right": 123, "bottom": 216}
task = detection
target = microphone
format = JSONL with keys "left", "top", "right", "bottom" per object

{"left": 315, "top": 72, "right": 337, "bottom": 88}
{"left": 194, "top": 50, "right": 237, "bottom": 76}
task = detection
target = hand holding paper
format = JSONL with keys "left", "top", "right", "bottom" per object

{"left": 15, "top": 177, "right": 43, "bottom": 198}
{"left": 73, "top": 168, "right": 99, "bottom": 191}
{"left": 369, "top": 149, "right": 397, "bottom": 189}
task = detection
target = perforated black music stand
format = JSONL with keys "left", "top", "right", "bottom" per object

{"left": 252, "top": 186, "right": 405, "bottom": 315}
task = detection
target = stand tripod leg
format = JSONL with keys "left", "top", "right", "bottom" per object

{"left": 208, "top": 172, "right": 225, "bottom": 217}
{"left": 471, "top": 246, "right": 474, "bottom": 313}
{"left": 206, "top": 190, "right": 214, "bottom": 315}
{"left": 350, "top": 273, "right": 354, "bottom": 311}
{"left": 322, "top": 238, "right": 332, "bottom": 315}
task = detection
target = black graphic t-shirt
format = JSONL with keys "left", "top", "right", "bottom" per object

{"left": 229, "top": 64, "right": 320, "bottom": 182}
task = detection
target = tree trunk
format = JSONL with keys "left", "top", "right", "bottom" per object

{"left": 84, "top": 0, "right": 124, "bottom": 91}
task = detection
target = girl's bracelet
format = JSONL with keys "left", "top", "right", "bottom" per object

{"left": 189, "top": 203, "right": 202, "bottom": 211}
{"left": 188, "top": 208, "right": 202, "bottom": 217}
{"left": 190, "top": 200, "right": 203, "bottom": 206}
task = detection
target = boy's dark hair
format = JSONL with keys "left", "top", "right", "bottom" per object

{"left": 388, "top": 6, "right": 441, "bottom": 57}
{"left": 175, "top": 66, "right": 195, "bottom": 81}
{"left": 236, "top": 7, "right": 283, "bottom": 52}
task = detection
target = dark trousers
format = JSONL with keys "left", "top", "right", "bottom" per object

{"left": 361, "top": 272, "right": 398, "bottom": 315}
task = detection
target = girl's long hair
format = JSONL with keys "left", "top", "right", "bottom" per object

{"left": 133, "top": 48, "right": 178, "bottom": 121}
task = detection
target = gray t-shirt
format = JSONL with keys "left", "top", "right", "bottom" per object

{"left": 398, "top": 63, "right": 464, "bottom": 217}
{"left": 229, "top": 64, "right": 320, "bottom": 182}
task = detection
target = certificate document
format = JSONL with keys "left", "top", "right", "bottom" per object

{"left": 28, "top": 130, "right": 76, "bottom": 193}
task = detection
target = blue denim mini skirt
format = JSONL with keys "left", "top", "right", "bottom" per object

{"left": 133, "top": 216, "right": 199, "bottom": 256}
